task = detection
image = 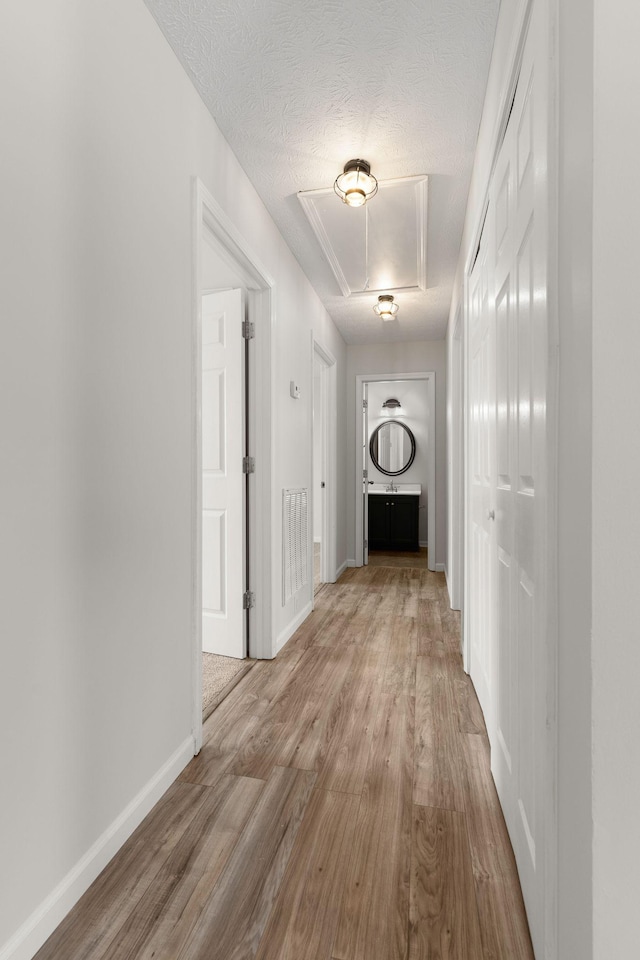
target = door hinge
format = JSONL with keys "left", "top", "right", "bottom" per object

{"left": 362, "top": 399, "right": 368, "bottom": 409}
{"left": 364, "top": 539, "right": 368, "bottom": 549}
{"left": 242, "top": 456, "right": 255, "bottom": 474}
{"left": 243, "top": 590, "right": 255, "bottom": 610}
{"left": 363, "top": 468, "right": 368, "bottom": 480}
{"left": 242, "top": 321, "right": 255, "bottom": 340}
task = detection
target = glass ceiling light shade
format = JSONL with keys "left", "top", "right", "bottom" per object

{"left": 373, "top": 294, "right": 399, "bottom": 321}
{"left": 334, "top": 159, "right": 378, "bottom": 207}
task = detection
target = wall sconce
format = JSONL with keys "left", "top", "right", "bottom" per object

{"left": 382, "top": 397, "right": 403, "bottom": 416}
{"left": 373, "top": 294, "right": 399, "bottom": 321}
{"left": 334, "top": 159, "right": 378, "bottom": 207}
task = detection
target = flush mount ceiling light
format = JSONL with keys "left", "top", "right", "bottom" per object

{"left": 334, "top": 159, "right": 378, "bottom": 208}
{"left": 373, "top": 294, "right": 399, "bottom": 321}
{"left": 382, "top": 397, "right": 403, "bottom": 415}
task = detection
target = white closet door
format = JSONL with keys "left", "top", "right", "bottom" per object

{"left": 201, "top": 289, "right": 245, "bottom": 659}
{"left": 467, "top": 6, "right": 551, "bottom": 955}
{"left": 492, "top": 17, "right": 549, "bottom": 948}
{"left": 468, "top": 216, "right": 497, "bottom": 741}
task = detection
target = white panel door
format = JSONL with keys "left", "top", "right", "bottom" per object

{"left": 201, "top": 289, "right": 245, "bottom": 659}
{"left": 491, "top": 18, "right": 549, "bottom": 951}
{"left": 466, "top": 6, "right": 550, "bottom": 955}
{"left": 468, "top": 216, "right": 496, "bottom": 741}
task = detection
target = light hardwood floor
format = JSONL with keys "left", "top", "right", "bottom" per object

{"left": 35, "top": 561, "right": 534, "bottom": 960}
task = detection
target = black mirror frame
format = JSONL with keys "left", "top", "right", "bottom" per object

{"left": 369, "top": 419, "right": 416, "bottom": 476}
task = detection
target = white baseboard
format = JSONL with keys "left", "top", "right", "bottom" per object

{"left": 275, "top": 600, "right": 313, "bottom": 656}
{"left": 335, "top": 559, "right": 348, "bottom": 579}
{"left": 0, "top": 737, "right": 194, "bottom": 960}
{"left": 435, "top": 563, "right": 445, "bottom": 572}
{"left": 346, "top": 559, "right": 356, "bottom": 568}
{"left": 419, "top": 540, "right": 428, "bottom": 548}
{"left": 313, "top": 537, "right": 321, "bottom": 544}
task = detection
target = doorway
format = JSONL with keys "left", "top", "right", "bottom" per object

{"left": 310, "top": 337, "right": 338, "bottom": 596}
{"left": 355, "top": 372, "right": 436, "bottom": 571}
{"left": 199, "top": 277, "right": 253, "bottom": 720}
{"left": 192, "top": 179, "right": 275, "bottom": 751}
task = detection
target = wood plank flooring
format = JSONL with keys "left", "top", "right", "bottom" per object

{"left": 35, "top": 560, "right": 534, "bottom": 960}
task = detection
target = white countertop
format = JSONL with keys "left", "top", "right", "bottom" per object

{"left": 369, "top": 483, "right": 421, "bottom": 496}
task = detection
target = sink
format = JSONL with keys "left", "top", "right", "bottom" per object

{"left": 369, "top": 483, "right": 421, "bottom": 496}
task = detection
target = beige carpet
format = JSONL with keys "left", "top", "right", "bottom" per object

{"left": 202, "top": 653, "right": 253, "bottom": 721}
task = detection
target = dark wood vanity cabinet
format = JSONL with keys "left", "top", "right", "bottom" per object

{"left": 368, "top": 494, "right": 419, "bottom": 551}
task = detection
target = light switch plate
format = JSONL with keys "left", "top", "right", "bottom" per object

{"left": 290, "top": 380, "right": 300, "bottom": 399}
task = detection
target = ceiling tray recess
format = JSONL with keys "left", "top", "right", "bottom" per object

{"left": 298, "top": 175, "right": 428, "bottom": 298}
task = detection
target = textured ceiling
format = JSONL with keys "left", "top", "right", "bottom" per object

{"left": 144, "top": 0, "right": 500, "bottom": 343}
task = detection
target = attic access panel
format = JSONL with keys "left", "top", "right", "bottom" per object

{"left": 298, "top": 175, "right": 428, "bottom": 298}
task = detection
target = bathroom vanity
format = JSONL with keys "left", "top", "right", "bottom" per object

{"left": 367, "top": 416, "right": 421, "bottom": 552}
{"left": 367, "top": 486, "right": 420, "bottom": 552}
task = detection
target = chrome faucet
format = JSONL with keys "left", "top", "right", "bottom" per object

{"left": 386, "top": 481, "right": 397, "bottom": 493}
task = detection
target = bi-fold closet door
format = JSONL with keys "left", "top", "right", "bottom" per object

{"left": 466, "top": 3, "right": 552, "bottom": 955}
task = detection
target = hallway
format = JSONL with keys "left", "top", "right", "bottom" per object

{"left": 35, "top": 561, "right": 533, "bottom": 960}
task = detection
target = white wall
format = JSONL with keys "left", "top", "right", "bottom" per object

{"left": 592, "top": 1, "right": 640, "bottom": 956}
{"left": 346, "top": 341, "right": 446, "bottom": 566}
{"left": 0, "top": 1, "right": 346, "bottom": 956}
{"left": 367, "top": 380, "right": 430, "bottom": 543}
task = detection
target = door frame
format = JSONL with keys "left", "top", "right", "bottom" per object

{"left": 461, "top": 0, "right": 559, "bottom": 954}
{"left": 354, "top": 372, "right": 436, "bottom": 570}
{"left": 310, "top": 336, "right": 338, "bottom": 594}
{"left": 192, "top": 178, "right": 275, "bottom": 753}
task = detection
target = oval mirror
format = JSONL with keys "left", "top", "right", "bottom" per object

{"left": 369, "top": 420, "right": 416, "bottom": 476}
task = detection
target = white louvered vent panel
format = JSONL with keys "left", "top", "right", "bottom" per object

{"left": 282, "top": 488, "right": 309, "bottom": 605}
